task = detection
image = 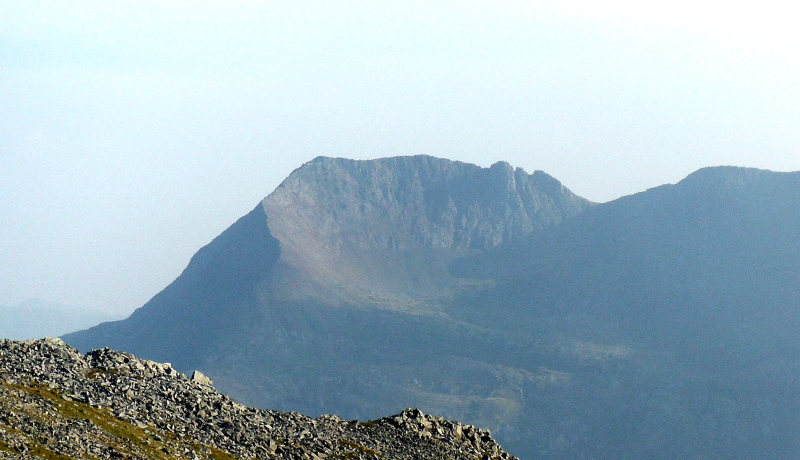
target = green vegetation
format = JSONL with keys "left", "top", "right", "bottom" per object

{"left": 0, "top": 414, "right": 80, "bottom": 460}
{"left": 2, "top": 380, "right": 242, "bottom": 460}
{"left": 0, "top": 441, "right": 78, "bottom": 460}
{"left": 328, "top": 452, "right": 359, "bottom": 460}
{"left": 0, "top": 438, "right": 15, "bottom": 454}
{"left": 339, "top": 439, "right": 383, "bottom": 457}
{"left": 191, "top": 443, "right": 242, "bottom": 460}
{"left": 26, "top": 443, "right": 77, "bottom": 460}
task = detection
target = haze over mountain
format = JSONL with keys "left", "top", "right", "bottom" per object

{"left": 65, "top": 156, "right": 590, "bottom": 364}
{"left": 0, "top": 299, "right": 119, "bottom": 340}
{"left": 65, "top": 156, "right": 800, "bottom": 459}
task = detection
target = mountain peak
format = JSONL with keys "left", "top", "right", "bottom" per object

{"left": 260, "top": 155, "right": 592, "bottom": 307}
{"left": 679, "top": 165, "right": 789, "bottom": 187}
{"left": 63, "top": 156, "right": 593, "bottom": 458}
{"left": 266, "top": 155, "right": 590, "bottom": 251}
{"left": 489, "top": 160, "right": 513, "bottom": 171}
{"left": 61, "top": 160, "right": 800, "bottom": 459}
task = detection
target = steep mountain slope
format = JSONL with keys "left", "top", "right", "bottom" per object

{"left": 461, "top": 166, "right": 800, "bottom": 351}
{"left": 64, "top": 156, "right": 592, "bottom": 458}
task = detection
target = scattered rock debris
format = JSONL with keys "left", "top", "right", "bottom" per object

{"left": 0, "top": 338, "right": 517, "bottom": 459}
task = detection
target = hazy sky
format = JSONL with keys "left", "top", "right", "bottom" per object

{"left": 2, "top": 1, "right": 799, "bottom": 315}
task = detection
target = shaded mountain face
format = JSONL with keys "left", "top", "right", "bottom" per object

{"left": 449, "top": 166, "right": 800, "bottom": 458}
{"left": 458, "top": 166, "right": 800, "bottom": 354}
{"left": 64, "top": 159, "right": 800, "bottom": 459}
{"left": 62, "top": 204, "right": 283, "bottom": 369}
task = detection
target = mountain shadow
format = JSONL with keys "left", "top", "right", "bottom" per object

{"left": 451, "top": 166, "right": 800, "bottom": 458}
{"left": 65, "top": 205, "right": 281, "bottom": 369}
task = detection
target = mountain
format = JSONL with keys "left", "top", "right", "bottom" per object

{"left": 0, "top": 338, "right": 518, "bottom": 459}
{"left": 64, "top": 157, "right": 800, "bottom": 459}
{"left": 64, "top": 155, "right": 592, "bottom": 458}
{"left": 0, "top": 299, "right": 119, "bottom": 340}
{"left": 459, "top": 166, "right": 800, "bottom": 353}
{"left": 448, "top": 166, "right": 800, "bottom": 458}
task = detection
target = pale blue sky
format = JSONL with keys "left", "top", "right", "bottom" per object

{"left": 2, "top": 1, "right": 799, "bottom": 314}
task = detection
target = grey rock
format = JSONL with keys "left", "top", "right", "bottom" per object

{"left": 190, "top": 370, "right": 213, "bottom": 387}
{"left": 0, "top": 338, "right": 519, "bottom": 460}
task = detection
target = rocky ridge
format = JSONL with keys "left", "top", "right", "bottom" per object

{"left": 260, "top": 156, "right": 593, "bottom": 307}
{"left": 0, "top": 338, "right": 517, "bottom": 460}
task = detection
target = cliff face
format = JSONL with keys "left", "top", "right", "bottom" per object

{"left": 262, "top": 156, "right": 592, "bottom": 307}
{"left": 265, "top": 156, "right": 586, "bottom": 253}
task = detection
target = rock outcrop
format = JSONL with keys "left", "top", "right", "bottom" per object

{"left": 0, "top": 338, "right": 517, "bottom": 460}
{"left": 261, "top": 156, "right": 592, "bottom": 307}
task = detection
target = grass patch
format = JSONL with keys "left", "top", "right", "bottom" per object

{"left": 2, "top": 379, "right": 242, "bottom": 460}
{"left": 339, "top": 439, "right": 383, "bottom": 457}
{"left": 27, "top": 443, "right": 77, "bottom": 460}
{"left": 0, "top": 438, "right": 15, "bottom": 453}
{"left": 6, "top": 381, "right": 180, "bottom": 459}
{"left": 191, "top": 443, "right": 241, "bottom": 460}
{"left": 0, "top": 420, "right": 78, "bottom": 460}
{"left": 328, "top": 453, "right": 359, "bottom": 459}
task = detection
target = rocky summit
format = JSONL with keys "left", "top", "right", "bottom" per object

{"left": 0, "top": 338, "right": 517, "bottom": 460}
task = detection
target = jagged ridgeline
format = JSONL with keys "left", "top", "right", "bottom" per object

{"left": 0, "top": 338, "right": 517, "bottom": 459}
{"left": 64, "top": 156, "right": 800, "bottom": 459}
{"left": 65, "top": 156, "right": 590, "bottom": 360}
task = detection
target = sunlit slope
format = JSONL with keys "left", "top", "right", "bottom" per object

{"left": 260, "top": 155, "right": 592, "bottom": 309}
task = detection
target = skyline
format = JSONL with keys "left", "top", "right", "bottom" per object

{"left": 2, "top": 1, "right": 799, "bottom": 314}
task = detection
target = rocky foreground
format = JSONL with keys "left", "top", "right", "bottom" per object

{"left": 0, "top": 338, "right": 517, "bottom": 460}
